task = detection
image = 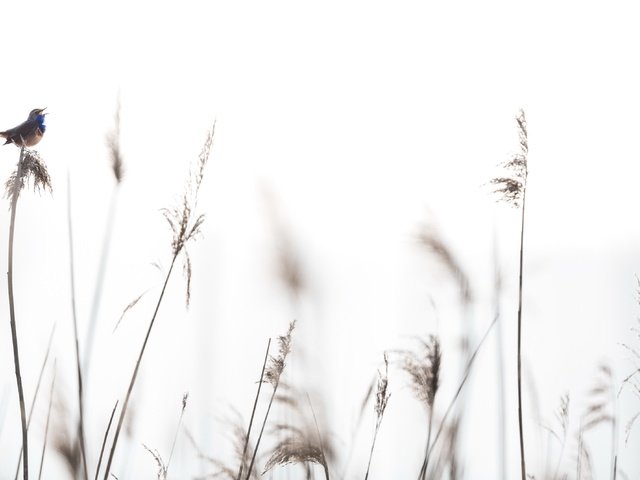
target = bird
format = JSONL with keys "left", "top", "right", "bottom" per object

{"left": 0, "top": 108, "right": 47, "bottom": 147}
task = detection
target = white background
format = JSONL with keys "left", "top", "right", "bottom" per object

{"left": 0, "top": 1, "right": 639, "bottom": 479}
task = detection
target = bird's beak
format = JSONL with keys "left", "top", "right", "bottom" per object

{"left": 42, "top": 108, "right": 48, "bottom": 115}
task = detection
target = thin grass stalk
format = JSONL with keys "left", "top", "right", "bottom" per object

{"left": 236, "top": 338, "right": 272, "bottom": 480}
{"left": 7, "top": 146, "right": 29, "bottom": 480}
{"left": 38, "top": 361, "right": 56, "bottom": 480}
{"left": 418, "top": 409, "right": 434, "bottom": 480}
{"left": 85, "top": 97, "right": 123, "bottom": 379}
{"left": 102, "top": 253, "right": 179, "bottom": 480}
{"left": 341, "top": 379, "right": 375, "bottom": 479}
{"left": 550, "top": 395, "right": 569, "bottom": 480}
{"left": 426, "top": 315, "right": 498, "bottom": 464}
{"left": 493, "top": 236, "right": 507, "bottom": 480}
{"left": 83, "top": 189, "right": 118, "bottom": 378}
{"left": 491, "top": 110, "right": 529, "bottom": 480}
{"left": 517, "top": 186, "right": 527, "bottom": 480}
{"left": 165, "top": 394, "right": 189, "bottom": 477}
{"left": 306, "top": 393, "right": 330, "bottom": 480}
{"left": 577, "top": 420, "right": 583, "bottom": 480}
{"left": 364, "top": 356, "right": 389, "bottom": 480}
{"left": 551, "top": 433, "right": 566, "bottom": 480}
{"left": 610, "top": 388, "right": 618, "bottom": 480}
{"left": 14, "top": 324, "right": 56, "bottom": 480}
{"left": 67, "top": 173, "right": 89, "bottom": 480}
{"left": 246, "top": 322, "right": 294, "bottom": 480}
{"left": 364, "top": 426, "right": 379, "bottom": 480}
{"left": 245, "top": 384, "right": 278, "bottom": 480}
{"left": 94, "top": 401, "right": 119, "bottom": 480}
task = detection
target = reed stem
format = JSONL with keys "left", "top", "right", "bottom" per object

{"left": 7, "top": 147, "right": 29, "bottom": 480}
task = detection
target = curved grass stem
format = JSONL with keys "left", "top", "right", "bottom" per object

{"left": 102, "top": 253, "right": 179, "bottom": 480}
{"left": 7, "top": 147, "right": 29, "bottom": 480}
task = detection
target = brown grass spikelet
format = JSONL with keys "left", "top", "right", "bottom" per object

{"left": 625, "top": 409, "right": 640, "bottom": 444}
{"left": 375, "top": 353, "right": 390, "bottom": 421}
{"left": 365, "top": 353, "right": 391, "bottom": 480}
{"left": 262, "top": 391, "right": 333, "bottom": 479}
{"left": 243, "top": 324, "right": 298, "bottom": 477}
{"left": 264, "top": 321, "right": 296, "bottom": 388}
{"left": 401, "top": 335, "right": 441, "bottom": 410}
{"left": 541, "top": 394, "right": 570, "bottom": 480}
{"left": 582, "top": 364, "right": 615, "bottom": 431}
{"left": 417, "top": 223, "right": 472, "bottom": 304}
{"left": 54, "top": 432, "right": 82, "bottom": 479}
{"left": 263, "top": 437, "right": 326, "bottom": 474}
{"left": 51, "top": 395, "right": 83, "bottom": 480}
{"left": 4, "top": 148, "right": 52, "bottom": 204}
{"left": 556, "top": 394, "right": 570, "bottom": 437}
{"left": 183, "top": 251, "right": 194, "bottom": 307}
{"left": 274, "top": 387, "right": 302, "bottom": 411}
{"left": 491, "top": 109, "right": 528, "bottom": 207}
{"left": 401, "top": 335, "right": 441, "bottom": 479}
{"left": 107, "top": 97, "right": 124, "bottom": 184}
{"left": 161, "top": 123, "right": 214, "bottom": 307}
{"left": 143, "top": 444, "right": 168, "bottom": 480}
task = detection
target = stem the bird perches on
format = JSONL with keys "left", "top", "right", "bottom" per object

{"left": 14, "top": 324, "right": 56, "bottom": 480}
{"left": 7, "top": 147, "right": 29, "bottom": 480}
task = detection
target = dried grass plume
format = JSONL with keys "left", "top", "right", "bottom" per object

{"left": 5, "top": 148, "right": 52, "bottom": 204}
{"left": 162, "top": 123, "right": 215, "bottom": 306}
{"left": 491, "top": 109, "right": 528, "bottom": 207}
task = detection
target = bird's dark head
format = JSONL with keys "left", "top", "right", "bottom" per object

{"left": 29, "top": 108, "right": 47, "bottom": 131}
{"left": 28, "top": 108, "right": 46, "bottom": 119}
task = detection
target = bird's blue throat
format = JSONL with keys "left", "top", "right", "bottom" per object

{"left": 37, "top": 114, "right": 46, "bottom": 132}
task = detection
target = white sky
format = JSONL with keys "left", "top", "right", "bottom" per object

{"left": 0, "top": 1, "right": 639, "bottom": 479}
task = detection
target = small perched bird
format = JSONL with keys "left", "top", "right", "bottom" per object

{"left": 0, "top": 108, "right": 47, "bottom": 147}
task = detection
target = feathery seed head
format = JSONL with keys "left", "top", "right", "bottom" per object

{"left": 162, "top": 123, "right": 215, "bottom": 307}
{"left": 375, "top": 352, "right": 391, "bottom": 421}
{"left": 107, "top": 99, "right": 124, "bottom": 184}
{"left": 491, "top": 109, "right": 529, "bottom": 207}
{"left": 4, "top": 148, "right": 52, "bottom": 204}
{"left": 401, "top": 335, "right": 441, "bottom": 409}
{"left": 264, "top": 321, "right": 296, "bottom": 388}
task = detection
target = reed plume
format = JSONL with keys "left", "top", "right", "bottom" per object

{"left": 102, "top": 124, "right": 214, "bottom": 479}
{"left": 491, "top": 108, "right": 529, "bottom": 480}
{"left": 261, "top": 389, "right": 332, "bottom": 480}
{"left": 246, "top": 321, "right": 296, "bottom": 479}
{"left": 84, "top": 98, "right": 125, "bottom": 379}
{"left": 364, "top": 353, "right": 390, "bottom": 480}
{"left": 400, "top": 335, "right": 441, "bottom": 480}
